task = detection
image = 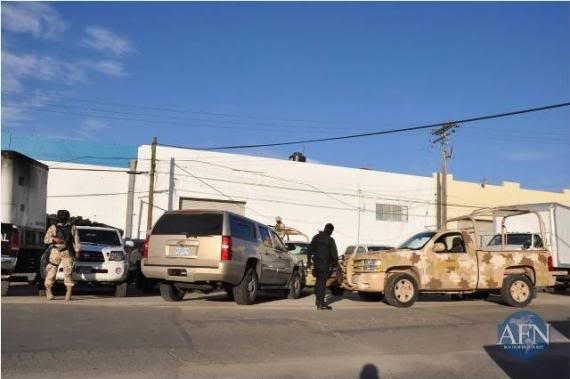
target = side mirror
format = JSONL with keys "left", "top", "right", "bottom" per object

{"left": 433, "top": 242, "right": 446, "bottom": 253}
{"left": 125, "top": 240, "right": 135, "bottom": 248}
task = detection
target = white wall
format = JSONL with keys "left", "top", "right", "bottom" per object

{"left": 42, "top": 161, "right": 130, "bottom": 231}
{"left": 132, "top": 146, "right": 437, "bottom": 252}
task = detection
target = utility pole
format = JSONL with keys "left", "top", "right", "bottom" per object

{"left": 432, "top": 123, "right": 458, "bottom": 229}
{"left": 125, "top": 159, "right": 138, "bottom": 238}
{"left": 146, "top": 137, "right": 157, "bottom": 234}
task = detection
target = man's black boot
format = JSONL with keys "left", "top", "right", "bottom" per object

{"left": 317, "top": 300, "right": 332, "bottom": 310}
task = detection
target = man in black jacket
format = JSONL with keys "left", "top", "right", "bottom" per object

{"left": 308, "top": 223, "right": 338, "bottom": 310}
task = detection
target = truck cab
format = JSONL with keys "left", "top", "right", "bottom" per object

{"left": 345, "top": 206, "right": 561, "bottom": 308}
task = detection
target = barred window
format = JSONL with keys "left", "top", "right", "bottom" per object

{"left": 376, "top": 203, "right": 408, "bottom": 222}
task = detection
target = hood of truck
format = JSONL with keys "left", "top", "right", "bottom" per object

{"left": 353, "top": 249, "right": 420, "bottom": 265}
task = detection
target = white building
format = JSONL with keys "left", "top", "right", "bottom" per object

{"left": 41, "top": 160, "right": 130, "bottom": 230}
{"left": 132, "top": 145, "right": 437, "bottom": 252}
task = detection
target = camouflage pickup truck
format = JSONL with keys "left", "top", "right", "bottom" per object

{"left": 345, "top": 206, "right": 562, "bottom": 308}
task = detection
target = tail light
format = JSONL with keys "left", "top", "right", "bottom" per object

{"left": 547, "top": 256, "right": 553, "bottom": 271}
{"left": 10, "top": 229, "right": 20, "bottom": 251}
{"left": 221, "top": 236, "right": 232, "bottom": 261}
{"left": 143, "top": 235, "right": 149, "bottom": 259}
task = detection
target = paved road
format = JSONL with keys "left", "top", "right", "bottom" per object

{"left": 2, "top": 284, "right": 569, "bottom": 379}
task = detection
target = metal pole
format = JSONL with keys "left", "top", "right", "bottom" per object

{"left": 146, "top": 137, "right": 157, "bottom": 234}
{"left": 125, "top": 159, "right": 138, "bottom": 238}
{"left": 357, "top": 187, "right": 361, "bottom": 246}
{"left": 436, "top": 172, "right": 442, "bottom": 229}
{"left": 167, "top": 158, "right": 175, "bottom": 211}
{"left": 432, "top": 123, "right": 457, "bottom": 230}
{"left": 441, "top": 132, "right": 448, "bottom": 230}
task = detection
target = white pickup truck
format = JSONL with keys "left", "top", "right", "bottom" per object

{"left": 41, "top": 226, "right": 133, "bottom": 296}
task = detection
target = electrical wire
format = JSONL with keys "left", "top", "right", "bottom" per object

{"left": 157, "top": 101, "right": 570, "bottom": 150}
{"left": 2, "top": 89, "right": 407, "bottom": 127}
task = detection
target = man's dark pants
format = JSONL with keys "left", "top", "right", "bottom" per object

{"left": 314, "top": 261, "right": 331, "bottom": 304}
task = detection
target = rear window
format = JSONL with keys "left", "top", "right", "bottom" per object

{"left": 79, "top": 229, "right": 121, "bottom": 245}
{"left": 152, "top": 213, "right": 223, "bottom": 236}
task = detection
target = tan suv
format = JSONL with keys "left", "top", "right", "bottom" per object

{"left": 142, "top": 210, "right": 303, "bottom": 304}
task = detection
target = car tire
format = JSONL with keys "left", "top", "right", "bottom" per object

{"left": 384, "top": 273, "right": 418, "bottom": 308}
{"left": 287, "top": 271, "right": 303, "bottom": 299}
{"left": 1, "top": 281, "right": 9, "bottom": 296}
{"left": 233, "top": 267, "right": 258, "bottom": 305}
{"left": 159, "top": 282, "right": 185, "bottom": 302}
{"left": 501, "top": 275, "right": 533, "bottom": 307}
{"left": 39, "top": 248, "right": 50, "bottom": 281}
{"left": 114, "top": 282, "right": 128, "bottom": 297}
{"left": 330, "top": 285, "right": 345, "bottom": 296}
{"left": 358, "top": 291, "right": 383, "bottom": 301}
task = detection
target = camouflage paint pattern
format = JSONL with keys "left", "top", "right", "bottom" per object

{"left": 44, "top": 248, "right": 75, "bottom": 288}
{"left": 348, "top": 229, "right": 554, "bottom": 292}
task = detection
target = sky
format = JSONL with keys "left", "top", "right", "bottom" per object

{"left": 2, "top": 2, "right": 569, "bottom": 192}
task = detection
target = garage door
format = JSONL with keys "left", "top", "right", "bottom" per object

{"left": 179, "top": 197, "right": 246, "bottom": 215}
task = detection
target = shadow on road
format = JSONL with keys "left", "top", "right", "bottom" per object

{"left": 484, "top": 342, "right": 570, "bottom": 379}
{"left": 359, "top": 363, "right": 380, "bottom": 379}
{"left": 3, "top": 282, "right": 159, "bottom": 298}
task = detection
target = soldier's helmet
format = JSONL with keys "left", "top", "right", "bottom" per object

{"left": 56, "top": 210, "right": 71, "bottom": 224}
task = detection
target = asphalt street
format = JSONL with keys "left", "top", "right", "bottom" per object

{"left": 2, "top": 284, "right": 569, "bottom": 379}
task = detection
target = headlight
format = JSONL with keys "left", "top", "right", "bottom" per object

{"left": 109, "top": 251, "right": 125, "bottom": 261}
{"left": 362, "top": 259, "right": 382, "bottom": 272}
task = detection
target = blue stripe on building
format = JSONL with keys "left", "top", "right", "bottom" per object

{"left": 1, "top": 133, "right": 137, "bottom": 168}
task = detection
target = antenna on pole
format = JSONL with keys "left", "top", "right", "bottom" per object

{"left": 432, "top": 122, "right": 458, "bottom": 229}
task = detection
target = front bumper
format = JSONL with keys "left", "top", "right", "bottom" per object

{"left": 1, "top": 255, "right": 17, "bottom": 275}
{"left": 56, "top": 261, "right": 128, "bottom": 283}
{"left": 351, "top": 272, "right": 387, "bottom": 292}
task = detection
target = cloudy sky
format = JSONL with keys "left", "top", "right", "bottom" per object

{"left": 1, "top": 2, "right": 569, "bottom": 192}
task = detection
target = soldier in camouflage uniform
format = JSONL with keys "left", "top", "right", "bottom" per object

{"left": 44, "top": 210, "right": 80, "bottom": 301}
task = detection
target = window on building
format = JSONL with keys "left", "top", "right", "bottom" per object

{"left": 376, "top": 203, "right": 408, "bottom": 222}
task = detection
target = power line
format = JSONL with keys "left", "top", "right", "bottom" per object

{"left": 158, "top": 101, "right": 570, "bottom": 150}
{"left": 2, "top": 89, "right": 401, "bottom": 127}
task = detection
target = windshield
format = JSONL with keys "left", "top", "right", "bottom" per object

{"left": 367, "top": 246, "right": 393, "bottom": 252}
{"left": 79, "top": 229, "right": 121, "bottom": 246}
{"left": 398, "top": 232, "right": 436, "bottom": 250}
{"left": 286, "top": 242, "right": 309, "bottom": 255}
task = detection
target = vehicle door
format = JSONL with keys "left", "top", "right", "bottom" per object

{"left": 269, "top": 229, "right": 293, "bottom": 285}
{"left": 425, "top": 231, "right": 477, "bottom": 290}
{"left": 258, "top": 226, "right": 279, "bottom": 284}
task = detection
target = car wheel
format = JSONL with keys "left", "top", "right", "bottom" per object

{"left": 384, "top": 273, "right": 418, "bottom": 308}
{"left": 1, "top": 281, "right": 9, "bottom": 296}
{"left": 358, "top": 291, "right": 383, "bottom": 301}
{"left": 114, "top": 282, "right": 128, "bottom": 297}
{"left": 501, "top": 275, "right": 533, "bottom": 307}
{"left": 39, "top": 248, "right": 50, "bottom": 281}
{"left": 287, "top": 271, "right": 303, "bottom": 299}
{"left": 234, "top": 267, "right": 258, "bottom": 305}
{"left": 159, "top": 282, "right": 185, "bottom": 302}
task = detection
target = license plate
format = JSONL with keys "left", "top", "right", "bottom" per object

{"left": 76, "top": 267, "right": 91, "bottom": 274}
{"left": 174, "top": 246, "right": 195, "bottom": 257}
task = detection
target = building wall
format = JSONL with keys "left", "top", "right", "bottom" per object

{"left": 132, "top": 146, "right": 437, "bottom": 252}
{"left": 41, "top": 161, "right": 131, "bottom": 230}
{"left": 445, "top": 174, "right": 570, "bottom": 220}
